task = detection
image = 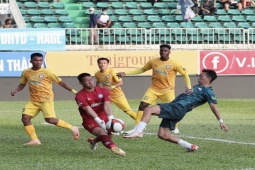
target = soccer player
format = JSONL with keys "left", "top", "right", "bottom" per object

{"left": 95, "top": 57, "right": 137, "bottom": 122}
{"left": 124, "top": 69, "right": 229, "bottom": 152}
{"left": 11, "top": 53, "right": 80, "bottom": 145}
{"left": 117, "top": 44, "right": 192, "bottom": 134}
{"left": 75, "top": 73, "right": 126, "bottom": 157}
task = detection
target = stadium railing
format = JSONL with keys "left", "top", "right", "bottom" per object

{"left": 9, "top": 0, "right": 25, "bottom": 28}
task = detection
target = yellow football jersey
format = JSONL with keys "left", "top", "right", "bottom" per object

{"left": 20, "top": 68, "right": 61, "bottom": 102}
{"left": 95, "top": 68, "right": 124, "bottom": 97}
{"left": 142, "top": 58, "right": 188, "bottom": 90}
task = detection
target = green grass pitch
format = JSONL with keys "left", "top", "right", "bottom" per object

{"left": 0, "top": 99, "right": 255, "bottom": 170}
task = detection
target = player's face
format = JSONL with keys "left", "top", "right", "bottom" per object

{"left": 81, "top": 76, "right": 94, "bottom": 89}
{"left": 160, "top": 47, "right": 170, "bottom": 61}
{"left": 198, "top": 72, "right": 210, "bottom": 85}
{"left": 30, "top": 56, "right": 43, "bottom": 70}
{"left": 98, "top": 60, "right": 108, "bottom": 71}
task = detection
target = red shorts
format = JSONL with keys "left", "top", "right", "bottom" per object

{"left": 82, "top": 115, "right": 108, "bottom": 133}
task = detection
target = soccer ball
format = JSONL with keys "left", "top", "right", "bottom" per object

{"left": 106, "top": 118, "right": 125, "bottom": 133}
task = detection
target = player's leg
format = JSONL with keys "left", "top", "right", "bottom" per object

{"left": 42, "top": 101, "right": 79, "bottom": 140}
{"left": 22, "top": 102, "right": 41, "bottom": 145}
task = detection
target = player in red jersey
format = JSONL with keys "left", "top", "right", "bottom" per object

{"left": 75, "top": 73, "right": 126, "bottom": 156}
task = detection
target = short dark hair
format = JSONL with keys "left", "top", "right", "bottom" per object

{"left": 160, "top": 44, "right": 171, "bottom": 50}
{"left": 202, "top": 69, "right": 217, "bottom": 83}
{"left": 78, "top": 73, "right": 91, "bottom": 82}
{"left": 31, "top": 53, "right": 43, "bottom": 59}
{"left": 102, "top": 8, "right": 107, "bottom": 11}
{"left": 97, "top": 57, "right": 109, "bottom": 64}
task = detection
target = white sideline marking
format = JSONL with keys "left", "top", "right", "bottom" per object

{"left": 143, "top": 132, "right": 255, "bottom": 146}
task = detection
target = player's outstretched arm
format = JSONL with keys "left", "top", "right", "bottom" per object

{"left": 117, "top": 68, "right": 146, "bottom": 77}
{"left": 59, "top": 81, "right": 77, "bottom": 94}
{"left": 11, "top": 84, "right": 26, "bottom": 96}
{"left": 210, "top": 103, "right": 228, "bottom": 132}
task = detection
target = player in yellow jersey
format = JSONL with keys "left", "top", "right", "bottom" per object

{"left": 95, "top": 57, "right": 137, "bottom": 122}
{"left": 117, "top": 44, "right": 192, "bottom": 135}
{"left": 11, "top": 53, "right": 80, "bottom": 145}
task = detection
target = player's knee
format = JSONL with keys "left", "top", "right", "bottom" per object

{"left": 45, "top": 118, "right": 55, "bottom": 124}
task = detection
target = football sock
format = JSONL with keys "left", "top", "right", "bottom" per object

{"left": 126, "top": 110, "right": 137, "bottom": 120}
{"left": 135, "top": 111, "right": 143, "bottom": 125}
{"left": 56, "top": 119, "right": 73, "bottom": 130}
{"left": 135, "top": 122, "right": 147, "bottom": 133}
{"left": 99, "top": 135, "right": 116, "bottom": 149}
{"left": 177, "top": 139, "right": 192, "bottom": 149}
{"left": 93, "top": 137, "right": 100, "bottom": 143}
{"left": 24, "top": 125, "right": 39, "bottom": 141}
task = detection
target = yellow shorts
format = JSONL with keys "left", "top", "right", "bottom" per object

{"left": 141, "top": 88, "right": 175, "bottom": 105}
{"left": 22, "top": 101, "right": 56, "bottom": 118}
{"left": 110, "top": 94, "right": 132, "bottom": 112}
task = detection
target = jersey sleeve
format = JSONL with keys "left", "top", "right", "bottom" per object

{"left": 141, "top": 60, "right": 153, "bottom": 71}
{"left": 206, "top": 90, "right": 218, "bottom": 104}
{"left": 75, "top": 93, "right": 90, "bottom": 108}
{"left": 111, "top": 69, "right": 122, "bottom": 82}
{"left": 174, "top": 60, "right": 188, "bottom": 75}
{"left": 47, "top": 69, "right": 62, "bottom": 83}
{"left": 20, "top": 71, "right": 27, "bottom": 84}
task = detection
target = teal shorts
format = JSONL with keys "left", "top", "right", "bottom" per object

{"left": 158, "top": 103, "right": 186, "bottom": 130}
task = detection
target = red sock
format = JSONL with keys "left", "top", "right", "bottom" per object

{"left": 93, "top": 137, "right": 100, "bottom": 143}
{"left": 99, "top": 135, "right": 117, "bottom": 149}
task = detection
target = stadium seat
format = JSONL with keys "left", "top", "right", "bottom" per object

{"left": 246, "top": 16, "right": 255, "bottom": 22}
{"left": 23, "top": 16, "right": 29, "bottom": 22}
{"left": 216, "top": 9, "right": 227, "bottom": 15}
{"left": 33, "top": 23, "right": 47, "bottom": 28}
{"left": 175, "top": 35, "right": 188, "bottom": 43}
{"left": 26, "top": 23, "right": 33, "bottom": 28}
{"left": 189, "top": 35, "right": 203, "bottom": 43}
{"left": 65, "top": 4, "right": 82, "bottom": 10}
{"left": 55, "top": 9, "right": 69, "bottom": 16}
{"left": 232, "top": 15, "right": 246, "bottom": 22}
{"left": 223, "top": 22, "right": 236, "bottom": 28}
{"left": 127, "top": 29, "right": 141, "bottom": 35}
{"left": 204, "top": 35, "right": 217, "bottom": 43}
{"left": 186, "top": 28, "right": 198, "bottom": 35}
{"left": 133, "top": 15, "right": 147, "bottom": 22}
{"left": 200, "top": 29, "right": 213, "bottom": 35}
{"left": 59, "top": 16, "right": 72, "bottom": 22}
{"left": 233, "top": 35, "right": 244, "bottom": 43}
{"left": 41, "top": 9, "right": 54, "bottom": 15}
{"left": 30, "top": 16, "right": 45, "bottom": 23}
{"left": 52, "top": 2, "right": 65, "bottom": 9}
{"left": 100, "top": 36, "right": 115, "bottom": 44}
{"left": 16, "top": 2, "right": 22, "bottom": 8}
{"left": 71, "top": 37, "right": 85, "bottom": 44}
{"left": 44, "top": 16, "right": 58, "bottom": 23}
{"left": 156, "top": 29, "right": 170, "bottom": 35}
{"left": 118, "top": 15, "right": 132, "bottom": 22}
{"left": 160, "top": 36, "right": 174, "bottom": 44}
{"left": 171, "top": 9, "right": 181, "bottom": 15}
{"left": 152, "top": 22, "right": 165, "bottom": 28}
{"left": 147, "top": 16, "right": 162, "bottom": 22}
{"left": 110, "top": 16, "right": 118, "bottom": 22}
{"left": 191, "top": 15, "right": 203, "bottom": 22}
{"left": 195, "top": 22, "right": 208, "bottom": 28}
{"left": 209, "top": 22, "right": 222, "bottom": 28}
{"left": 37, "top": 2, "right": 50, "bottom": 8}
{"left": 27, "top": 9, "right": 41, "bottom": 15}
{"left": 111, "top": 2, "right": 124, "bottom": 9}
{"left": 123, "top": 22, "right": 136, "bottom": 28}
{"left": 154, "top": 2, "right": 167, "bottom": 8}
{"left": 241, "top": 9, "right": 255, "bottom": 15}
{"left": 219, "top": 35, "right": 232, "bottom": 43}
{"left": 24, "top": 2, "right": 37, "bottom": 8}
{"left": 66, "top": 29, "right": 81, "bottom": 36}
{"left": 203, "top": 15, "right": 217, "bottom": 22}
{"left": 167, "top": 22, "right": 180, "bottom": 28}
{"left": 137, "top": 22, "right": 151, "bottom": 28}
{"left": 114, "top": 9, "right": 128, "bottom": 15}
{"left": 129, "top": 9, "right": 142, "bottom": 15}
{"left": 143, "top": 9, "right": 157, "bottom": 15}
{"left": 69, "top": 10, "right": 86, "bottom": 17}
{"left": 96, "top": 2, "right": 109, "bottom": 8}
{"left": 227, "top": 9, "right": 241, "bottom": 15}
{"left": 217, "top": 15, "right": 232, "bottom": 22}
{"left": 175, "top": 15, "right": 184, "bottom": 22}
{"left": 162, "top": 16, "right": 175, "bottom": 22}
{"left": 237, "top": 22, "right": 250, "bottom": 29}
{"left": 180, "top": 22, "right": 194, "bottom": 28}
{"left": 116, "top": 36, "right": 130, "bottom": 43}
{"left": 125, "top": 2, "right": 138, "bottom": 9}
{"left": 158, "top": 9, "right": 171, "bottom": 15}
{"left": 139, "top": 2, "right": 153, "bottom": 8}
{"left": 168, "top": 2, "right": 178, "bottom": 9}
{"left": 62, "top": 22, "right": 76, "bottom": 28}
{"left": 131, "top": 36, "right": 144, "bottom": 44}
{"left": 147, "top": 35, "right": 160, "bottom": 44}
{"left": 214, "top": 28, "right": 228, "bottom": 35}
{"left": 82, "top": 2, "right": 96, "bottom": 9}
{"left": 47, "top": 23, "right": 62, "bottom": 28}
{"left": 223, "top": 22, "right": 242, "bottom": 34}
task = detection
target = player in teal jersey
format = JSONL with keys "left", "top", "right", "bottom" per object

{"left": 124, "top": 69, "right": 229, "bottom": 152}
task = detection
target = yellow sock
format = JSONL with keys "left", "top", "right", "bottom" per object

{"left": 175, "top": 122, "right": 179, "bottom": 129}
{"left": 24, "top": 125, "right": 39, "bottom": 141}
{"left": 135, "top": 111, "right": 143, "bottom": 125}
{"left": 126, "top": 110, "right": 137, "bottom": 120}
{"left": 56, "top": 119, "right": 73, "bottom": 131}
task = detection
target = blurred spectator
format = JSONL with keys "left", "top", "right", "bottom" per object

{"left": 241, "top": 0, "right": 255, "bottom": 8}
{"left": 221, "top": 0, "right": 242, "bottom": 11}
{"left": 191, "top": 0, "right": 199, "bottom": 15}
{"left": 97, "top": 8, "right": 113, "bottom": 28}
{"left": 178, "top": 0, "right": 194, "bottom": 22}
{"left": 3, "top": 18, "right": 13, "bottom": 28}
{"left": 201, "top": 0, "right": 217, "bottom": 18}
{"left": 89, "top": 7, "right": 98, "bottom": 45}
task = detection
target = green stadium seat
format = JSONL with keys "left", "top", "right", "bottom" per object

{"left": 117, "top": 36, "right": 130, "bottom": 43}
{"left": 162, "top": 0, "right": 175, "bottom": 1}
{"left": 223, "top": 22, "right": 242, "bottom": 34}
{"left": 33, "top": 23, "right": 47, "bottom": 28}
{"left": 96, "top": 2, "right": 109, "bottom": 8}
{"left": 156, "top": 29, "right": 170, "bottom": 35}
{"left": 143, "top": 9, "right": 157, "bottom": 15}
{"left": 214, "top": 28, "right": 228, "bottom": 35}
{"left": 223, "top": 22, "right": 236, "bottom": 28}
{"left": 246, "top": 16, "right": 255, "bottom": 22}
{"left": 24, "top": 2, "right": 37, "bottom": 8}
{"left": 227, "top": 9, "right": 241, "bottom": 15}
{"left": 137, "top": 22, "right": 151, "bottom": 28}
{"left": 105, "top": 9, "right": 113, "bottom": 15}
{"left": 66, "top": 29, "right": 81, "bottom": 36}
{"left": 216, "top": 9, "right": 227, "bottom": 15}
{"left": 195, "top": 22, "right": 208, "bottom": 28}
{"left": 41, "top": 9, "right": 54, "bottom": 15}
{"left": 171, "top": 9, "right": 181, "bottom": 15}
{"left": 27, "top": 9, "right": 41, "bottom": 15}
{"left": 127, "top": 29, "right": 141, "bottom": 35}
{"left": 100, "top": 36, "right": 115, "bottom": 44}
{"left": 23, "top": 16, "right": 29, "bottom": 22}
{"left": 154, "top": 2, "right": 167, "bottom": 8}
{"left": 215, "top": 2, "right": 223, "bottom": 9}
{"left": 125, "top": 2, "right": 138, "bottom": 9}
{"left": 139, "top": 2, "right": 153, "bottom": 8}
{"left": 44, "top": 16, "right": 58, "bottom": 23}
{"left": 133, "top": 15, "right": 147, "bottom": 22}
{"left": 131, "top": 36, "right": 144, "bottom": 43}
{"left": 69, "top": 10, "right": 86, "bottom": 17}
{"left": 241, "top": 9, "right": 255, "bottom": 15}
{"left": 167, "top": 23, "right": 180, "bottom": 28}
{"left": 129, "top": 9, "right": 142, "bottom": 15}
{"left": 233, "top": 35, "right": 244, "bottom": 42}
{"left": 200, "top": 29, "right": 213, "bottom": 35}
{"left": 55, "top": 9, "right": 69, "bottom": 16}
{"left": 16, "top": 2, "right": 23, "bottom": 8}
{"left": 190, "top": 35, "right": 203, "bottom": 43}
{"left": 237, "top": 22, "right": 250, "bottom": 29}
{"left": 30, "top": 16, "right": 45, "bottom": 23}
{"left": 248, "top": 35, "right": 255, "bottom": 43}
{"left": 186, "top": 28, "right": 198, "bottom": 35}
{"left": 160, "top": 36, "right": 174, "bottom": 44}
{"left": 71, "top": 37, "right": 85, "bottom": 44}
{"left": 59, "top": 16, "right": 72, "bottom": 22}
{"left": 191, "top": 15, "right": 203, "bottom": 22}
{"left": 111, "top": 2, "right": 124, "bottom": 9}
{"left": 232, "top": 15, "right": 246, "bottom": 22}
{"left": 203, "top": 15, "right": 217, "bottom": 22}
{"left": 204, "top": 35, "right": 217, "bottom": 43}
{"left": 147, "top": 16, "right": 161, "bottom": 22}
{"left": 62, "top": 22, "right": 76, "bottom": 28}
{"left": 176, "top": 35, "right": 188, "bottom": 43}
{"left": 123, "top": 22, "right": 136, "bottom": 28}
{"left": 47, "top": 23, "right": 62, "bottom": 28}
{"left": 152, "top": 22, "right": 165, "bottom": 28}
{"left": 147, "top": 35, "right": 160, "bottom": 43}
{"left": 111, "top": 22, "right": 121, "bottom": 28}
{"left": 118, "top": 15, "right": 132, "bottom": 22}
{"left": 162, "top": 16, "right": 175, "bottom": 22}
{"left": 19, "top": 9, "right": 26, "bottom": 15}
{"left": 25, "top": 23, "right": 33, "bottom": 28}
{"left": 110, "top": 16, "right": 118, "bottom": 22}
{"left": 209, "top": 22, "right": 222, "bottom": 28}
{"left": 158, "top": 9, "right": 171, "bottom": 15}
{"left": 180, "top": 22, "right": 194, "bottom": 28}
{"left": 65, "top": 4, "right": 82, "bottom": 10}
{"left": 217, "top": 15, "right": 232, "bottom": 22}
{"left": 175, "top": 15, "right": 184, "bottom": 22}
{"left": 114, "top": 9, "right": 128, "bottom": 15}
{"left": 219, "top": 35, "right": 232, "bottom": 43}
{"left": 37, "top": 2, "right": 50, "bottom": 9}
{"left": 52, "top": 2, "right": 65, "bottom": 9}
{"left": 82, "top": 2, "right": 96, "bottom": 9}
{"left": 114, "top": 29, "right": 125, "bottom": 35}
{"left": 168, "top": 2, "right": 178, "bottom": 9}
